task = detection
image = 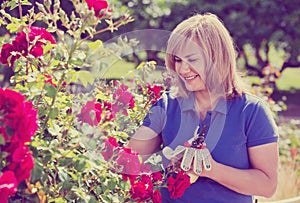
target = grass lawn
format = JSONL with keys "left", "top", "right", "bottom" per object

{"left": 102, "top": 58, "right": 136, "bottom": 79}
{"left": 102, "top": 57, "right": 164, "bottom": 83}
{"left": 103, "top": 57, "right": 300, "bottom": 93}
{"left": 276, "top": 68, "right": 300, "bottom": 91}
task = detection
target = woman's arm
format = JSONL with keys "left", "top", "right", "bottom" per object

{"left": 127, "top": 126, "right": 162, "bottom": 161}
{"left": 201, "top": 142, "right": 278, "bottom": 198}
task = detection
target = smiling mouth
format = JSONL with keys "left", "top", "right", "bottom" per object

{"left": 184, "top": 75, "right": 199, "bottom": 81}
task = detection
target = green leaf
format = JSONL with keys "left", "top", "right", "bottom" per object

{"left": 88, "top": 40, "right": 103, "bottom": 50}
{"left": 50, "top": 60, "right": 60, "bottom": 67}
{"left": 107, "top": 179, "right": 117, "bottom": 190}
{"left": 76, "top": 70, "right": 95, "bottom": 88}
{"left": 48, "top": 197, "right": 67, "bottom": 203}
{"left": 0, "top": 135, "right": 5, "bottom": 145}
{"left": 58, "top": 168, "right": 70, "bottom": 182}
{"left": 20, "top": 0, "right": 32, "bottom": 6}
{"left": 7, "top": 0, "right": 17, "bottom": 10}
{"left": 6, "top": 23, "right": 18, "bottom": 33}
{"left": 74, "top": 159, "right": 86, "bottom": 172}
{"left": 43, "top": 43, "right": 55, "bottom": 54}
{"left": 62, "top": 181, "right": 73, "bottom": 190}
{"left": 30, "top": 162, "right": 44, "bottom": 182}
{"left": 49, "top": 107, "right": 59, "bottom": 119}
{"left": 45, "top": 84, "right": 57, "bottom": 97}
{"left": 58, "top": 157, "right": 73, "bottom": 166}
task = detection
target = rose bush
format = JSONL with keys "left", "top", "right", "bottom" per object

{"left": 0, "top": 88, "right": 37, "bottom": 203}
{"left": 0, "top": 0, "right": 170, "bottom": 202}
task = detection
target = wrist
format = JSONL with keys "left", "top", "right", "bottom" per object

{"left": 203, "top": 159, "right": 219, "bottom": 179}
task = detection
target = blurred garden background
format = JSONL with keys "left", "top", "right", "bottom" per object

{"left": 0, "top": 0, "right": 299, "bottom": 202}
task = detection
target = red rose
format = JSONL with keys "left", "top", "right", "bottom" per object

{"left": 0, "top": 171, "right": 17, "bottom": 203}
{"left": 28, "top": 26, "right": 56, "bottom": 44}
{"left": 130, "top": 181, "right": 152, "bottom": 202}
{"left": 13, "top": 31, "right": 29, "bottom": 56}
{"left": 7, "top": 145, "right": 34, "bottom": 183}
{"left": 27, "top": 26, "right": 56, "bottom": 57}
{"left": 152, "top": 190, "right": 162, "bottom": 203}
{"left": 122, "top": 174, "right": 137, "bottom": 185}
{"left": 85, "top": 0, "right": 110, "bottom": 18}
{"left": 167, "top": 170, "right": 191, "bottom": 199}
{"left": 77, "top": 100, "right": 102, "bottom": 126}
{"left": 140, "top": 174, "right": 152, "bottom": 184}
{"left": 151, "top": 171, "right": 163, "bottom": 182}
{"left": 0, "top": 43, "right": 19, "bottom": 66}
{"left": 101, "top": 136, "right": 119, "bottom": 160}
{"left": 0, "top": 26, "right": 56, "bottom": 67}
{"left": 0, "top": 88, "right": 38, "bottom": 144}
{"left": 147, "top": 83, "right": 162, "bottom": 103}
{"left": 141, "top": 174, "right": 153, "bottom": 195}
{"left": 116, "top": 147, "right": 141, "bottom": 175}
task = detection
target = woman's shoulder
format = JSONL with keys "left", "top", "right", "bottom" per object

{"left": 154, "top": 92, "right": 192, "bottom": 111}
{"left": 234, "top": 92, "right": 270, "bottom": 112}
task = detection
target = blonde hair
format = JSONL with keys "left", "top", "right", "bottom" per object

{"left": 165, "top": 13, "right": 247, "bottom": 99}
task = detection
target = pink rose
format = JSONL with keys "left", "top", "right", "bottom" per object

{"left": 0, "top": 171, "right": 17, "bottom": 203}
{"left": 112, "top": 84, "right": 135, "bottom": 116}
{"left": 77, "top": 100, "right": 102, "bottom": 126}
{"left": 116, "top": 147, "right": 141, "bottom": 175}
{"left": 85, "top": 0, "right": 111, "bottom": 18}
{"left": 101, "top": 136, "right": 119, "bottom": 160}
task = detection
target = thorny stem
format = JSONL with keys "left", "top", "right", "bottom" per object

{"left": 18, "top": 0, "right": 22, "bottom": 19}
{"left": 41, "top": 72, "right": 66, "bottom": 133}
{"left": 82, "top": 18, "right": 125, "bottom": 42}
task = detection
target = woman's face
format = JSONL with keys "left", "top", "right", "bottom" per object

{"left": 174, "top": 51, "right": 206, "bottom": 92}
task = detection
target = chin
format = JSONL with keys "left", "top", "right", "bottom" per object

{"left": 186, "top": 87, "right": 203, "bottom": 92}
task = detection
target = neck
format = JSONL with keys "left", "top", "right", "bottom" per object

{"left": 194, "top": 90, "right": 219, "bottom": 120}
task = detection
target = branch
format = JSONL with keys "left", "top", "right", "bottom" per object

{"left": 240, "top": 50, "right": 264, "bottom": 77}
{"left": 18, "top": 0, "right": 22, "bottom": 19}
{"left": 280, "top": 61, "right": 300, "bottom": 73}
{"left": 245, "top": 63, "right": 264, "bottom": 77}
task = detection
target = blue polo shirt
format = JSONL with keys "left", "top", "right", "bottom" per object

{"left": 142, "top": 92, "right": 278, "bottom": 203}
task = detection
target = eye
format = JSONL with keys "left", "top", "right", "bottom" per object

{"left": 188, "top": 58, "right": 198, "bottom": 63}
{"left": 174, "top": 56, "right": 182, "bottom": 62}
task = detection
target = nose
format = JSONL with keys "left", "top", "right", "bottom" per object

{"left": 178, "top": 61, "right": 191, "bottom": 74}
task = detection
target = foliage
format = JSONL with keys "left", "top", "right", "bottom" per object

{"left": 107, "top": 0, "right": 300, "bottom": 78}
{"left": 0, "top": 0, "right": 169, "bottom": 202}
{"left": 169, "top": 0, "right": 300, "bottom": 76}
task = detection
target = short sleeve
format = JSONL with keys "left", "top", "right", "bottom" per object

{"left": 245, "top": 100, "right": 279, "bottom": 147}
{"left": 142, "top": 94, "right": 167, "bottom": 134}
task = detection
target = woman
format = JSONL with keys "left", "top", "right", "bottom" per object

{"left": 128, "top": 13, "right": 278, "bottom": 202}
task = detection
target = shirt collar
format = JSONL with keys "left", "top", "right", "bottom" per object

{"left": 179, "top": 92, "right": 229, "bottom": 114}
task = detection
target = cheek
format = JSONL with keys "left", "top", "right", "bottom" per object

{"left": 174, "top": 63, "right": 181, "bottom": 73}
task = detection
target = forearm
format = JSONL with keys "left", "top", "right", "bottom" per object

{"left": 204, "top": 161, "right": 277, "bottom": 198}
